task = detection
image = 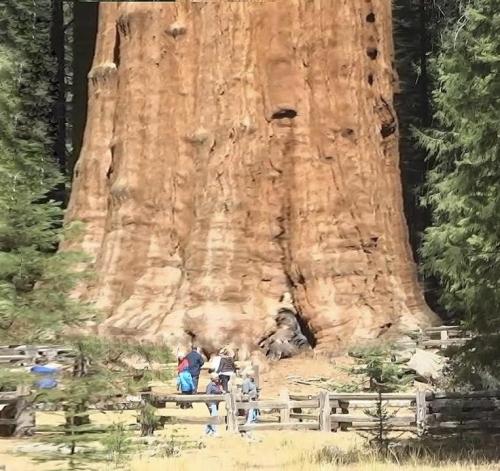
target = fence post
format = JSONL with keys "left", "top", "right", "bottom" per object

{"left": 253, "top": 364, "right": 260, "bottom": 389}
{"left": 339, "top": 400, "right": 349, "bottom": 431}
{"left": 25, "top": 346, "right": 38, "bottom": 364}
{"left": 318, "top": 391, "right": 331, "bottom": 432}
{"left": 440, "top": 330, "right": 448, "bottom": 350}
{"left": 14, "top": 384, "right": 34, "bottom": 437}
{"left": 330, "top": 398, "right": 339, "bottom": 432}
{"left": 226, "top": 387, "right": 239, "bottom": 434}
{"left": 416, "top": 390, "right": 427, "bottom": 436}
{"left": 279, "top": 389, "right": 290, "bottom": 423}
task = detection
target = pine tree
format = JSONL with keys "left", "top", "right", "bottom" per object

{"left": 393, "top": 1, "right": 464, "bottom": 311}
{"left": 36, "top": 337, "right": 172, "bottom": 462}
{"left": 393, "top": 0, "right": 433, "bottom": 270}
{"left": 420, "top": 0, "right": 500, "bottom": 385}
{"left": 0, "top": 0, "right": 73, "bottom": 177}
{"left": 0, "top": 8, "right": 174, "bottom": 463}
{"left": 0, "top": 34, "right": 88, "bottom": 346}
{"left": 0, "top": 0, "right": 89, "bottom": 347}
{"left": 344, "top": 346, "right": 412, "bottom": 454}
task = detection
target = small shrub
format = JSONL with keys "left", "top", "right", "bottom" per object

{"left": 139, "top": 403, "right": 160, "bottom": 436}
{"left": 102, "top": 423, "right": 134, "bottom": 467}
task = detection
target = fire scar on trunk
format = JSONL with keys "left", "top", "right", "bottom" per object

{"left": 64, "top": 0, "right": 438, "bottom": 359}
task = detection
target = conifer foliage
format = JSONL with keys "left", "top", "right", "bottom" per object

{"left": 344, "top": 346, "right": 411, "bottom": 454}
{"left": 0, "top": 11, "right": 87, "bottom": 344}
{"left": 393, "top": 0, "right": 432, "bottom": 253}
{"left": 421, "top": 0, "right": 500, "bottom": 383}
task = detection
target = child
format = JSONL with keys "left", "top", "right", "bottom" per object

{"left": 241, "top": 369, "right": 258, "bottom": 424}
{"left": 176, "top": 365, "right": 195, "bottom": 409}
{"left": 205, "top": 373, "right": 223, "bottom": 436}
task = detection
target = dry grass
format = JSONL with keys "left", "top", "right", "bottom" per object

{"left": 0, "top": 358, "right": 496, "bottom": 470}
{"left": 0, "top": 406, "right": 498, "bottom": 471}
{"left": 125, "top": 430, "right": 499, "bottom": 471}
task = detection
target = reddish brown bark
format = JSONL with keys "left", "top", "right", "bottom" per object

{"left": 65, "top": 1, "right": 437, "bottom": 357}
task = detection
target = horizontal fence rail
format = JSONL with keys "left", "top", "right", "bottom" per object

{"left": 0, "top": 334, "right": 497, "bottom": 438}
{"left": 137, "top": 388, "right": 500, "bottom": 435}
{"left": 396, "top": 325, "right": 472, "bottom": 350}
{"left": 1, "top": 385, "right": 500, "bottom": 437}
{"left": 0, "top": 325, "right": 472, "bottom": 367}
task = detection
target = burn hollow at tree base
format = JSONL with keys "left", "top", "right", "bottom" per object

{"left": 64, "top": 1, "right": 438, "bottom": 358}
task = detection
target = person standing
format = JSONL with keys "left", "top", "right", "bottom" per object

{"left": 30, "top": 358, "right": 60, "bottom": 390}
{"left": 241, "top": 369, "right": 259, "bottom": 424}
{"left": 177, "top": 351, "right": 188, "bottom": 373}
{"left": 185, "top": 345, "right": 204, "bottom": 393}
{"left": 208, "top": 351, "right": 222, "bottom": 374}
{"left": 176, "top": 364, "right": 195, "bottom": 409}
{"left": 217, "top": 348, "right": 236, "bottom": 392}
{"left": 205, "top": 373, "right": 223, "bottom": 436}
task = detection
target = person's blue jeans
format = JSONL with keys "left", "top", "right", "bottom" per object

{"left": 246, "top": 408, "right": 257, "bottom": 424}
{"left": 192, "top": 375, "right": 199, "bottom": 393}
{"left": 205, "top": 403, "right": 218, "bottom": 435}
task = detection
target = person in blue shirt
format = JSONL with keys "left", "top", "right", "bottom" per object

{"left": 205, "top": 373, "right": 223, "bottom": 436}
{"left": 30, "top": 358, "right": 59, "bottom": 389}
{"left": 241, "top": 369, "right": 259, "bottom": 424}
{"left": 185, "top": 346, "right": 204, "bottom": 393}
{"left": 177, "top": 365, "right": 195, "bottom": 409}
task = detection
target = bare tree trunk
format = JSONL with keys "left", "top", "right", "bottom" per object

{"left": 65, "top": 1, "right": 438, "bottom": 356}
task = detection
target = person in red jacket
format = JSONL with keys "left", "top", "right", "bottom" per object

{"left": 177, "top": 352, "right": 188, "bottom": 373}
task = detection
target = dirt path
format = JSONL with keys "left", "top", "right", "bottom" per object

{"left": 257, "top": 354, "right": 355, "bottom": 396}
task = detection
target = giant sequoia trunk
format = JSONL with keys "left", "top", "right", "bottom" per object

{"left": 65, "top": 1, "right": 437, "bottom": 357}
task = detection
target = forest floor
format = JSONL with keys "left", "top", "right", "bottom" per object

{"left": 0, "top": 357, "right": 497, "bottom": 470}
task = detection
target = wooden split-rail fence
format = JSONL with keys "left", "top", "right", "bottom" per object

{"left": 145, "top": 390, "right": 421, "bottom": 434}
{"left": 0, "top": 385, "right": 34, "bottom": 436}
{"left": 0, "top": 332, "right": 494, "bottom": 438}
{"left": 0, "top": 326, "right": 473, "bottom": 367}
{"left": 0, "top": 345, "right": 74, "bottom": 366}
{"left": 1, "top": 384, "right": 500, "bottom": 437}
{"left": 144, "top": 388, "right": 500, "bottom": 436}
{"left": 397, "top": 325, "right": 472, "bottom": 350}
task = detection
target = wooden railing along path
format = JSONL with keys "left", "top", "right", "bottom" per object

{"left": 0, "top": 326, "right": 472, "bottom": 368}
{"left": 1, "top": 386, "right": 500, "bottom": 437}
{"left": 397, "top": 325, "right": 472, "bottom": 350}
{"left": 144, "top": 388, "right": 500, "bottom": 436}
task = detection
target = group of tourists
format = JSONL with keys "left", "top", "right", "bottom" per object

{"left": 176, "top": 346, "right": 259, "bottom": 436}
{"left": 176, "top": 346, "right": 237, "bottom": 395}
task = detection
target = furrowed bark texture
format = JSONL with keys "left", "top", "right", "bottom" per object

{"left": 65, "top": 0, "right": 437, "bottom": 357}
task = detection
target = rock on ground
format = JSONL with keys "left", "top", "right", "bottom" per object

{"left": 407, "top": 349, "right": 445, "bottom": 383}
